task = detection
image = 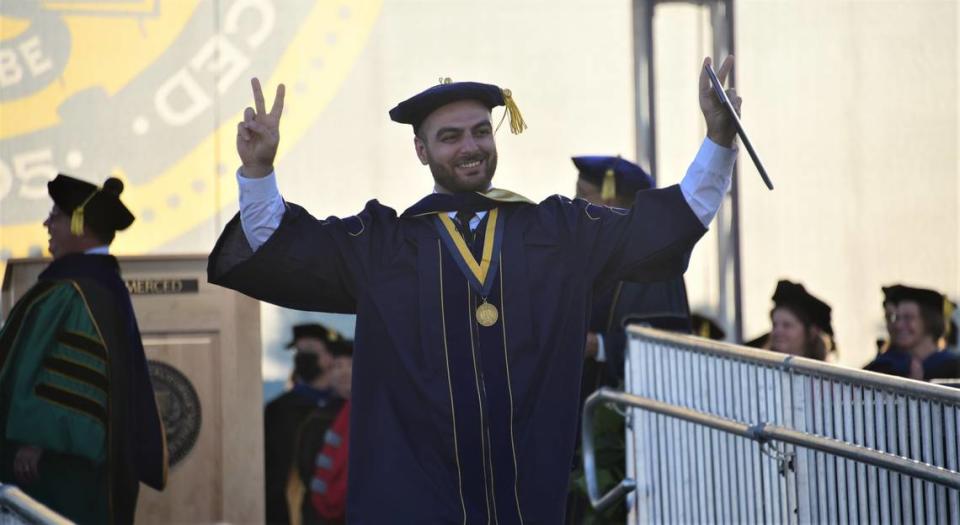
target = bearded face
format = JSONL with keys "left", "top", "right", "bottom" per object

{"left": 415, "top": 100, "right": 498, "bottom": 193}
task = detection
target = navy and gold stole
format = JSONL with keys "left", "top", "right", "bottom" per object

{"left": 435, "top": 208, "right": 504, "bottom": 301}
{"left": 408, "top": 190, "right": 530, "bottom": 524}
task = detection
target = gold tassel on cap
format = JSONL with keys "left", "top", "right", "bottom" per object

{"left": 601, "top": 167, "right": 616, "bottom": 201}
{"left": 70, "top": 189, "right": 99, "bottom": 235}
{"left": 70, "top": 208, "right": 85, "bottom": 236}
{"left": 698, "top": 321, "right": 711, "bottom": 338}
{"left": 500, "top": 88, "right": 527, "bottom": 135}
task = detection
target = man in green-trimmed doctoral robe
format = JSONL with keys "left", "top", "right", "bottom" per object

{"left": 0, "top": 174, "right": 166, "bottom": 524}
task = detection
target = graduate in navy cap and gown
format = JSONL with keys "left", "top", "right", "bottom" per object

{"left": 573, "top": 155, "right": 694, "bottom": 394}
{"left": 208, "top": 56, "right": 743, "bottom": 523}
{"left": 567, "top": 155, "right": 695, "bottom": 524}
{"left": 0, "top": 174, "right": 166, "bottom": 524}
{"left": 864, "top": 285, "right": 960, "bottom": 381}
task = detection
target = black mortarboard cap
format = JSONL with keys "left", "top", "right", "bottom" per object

{"left": 285, "top": 323, "right": 352, "bottom": 356}
{"left": 48, "top": 174, "right": 134, "bottom": 235}
{"left": 772, "top": 280, "right": 833, "bottom": 335}
{"left": 881, "top": 284, "right": 944, "bottom": 313}
{"left": 389, "top": 79, "right": 526, "bottom": 135}
{"left": 573, "top": 156, "right": 654, "bottom": 199}
{"left": 690, "top": 313, "right": 726, "bottom": 340}
{"left": 884, "top": 285, "right": 954, "bottom": 342}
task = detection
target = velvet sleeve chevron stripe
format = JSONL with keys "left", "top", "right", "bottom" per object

{"left": 0, "top": 281, "right": 109, "bottom": 464}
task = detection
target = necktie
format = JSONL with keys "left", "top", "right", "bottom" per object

{"left": 455, "top": 211, "right": 476, "bottom": 245}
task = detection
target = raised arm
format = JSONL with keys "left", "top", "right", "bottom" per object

{"left": 580, "top": 56, "right": 741, "bottom": 290}
{"left": 211, "top": 78, "right": 363, "bottom": 312}
{"left": 235, "top": 79, "right": 287, "bottom": 250}
{"left": 680, "top": 55, "right": 741, "bottom": 226}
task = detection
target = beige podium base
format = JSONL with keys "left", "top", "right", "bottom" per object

{"left": 2, "top": 255, "right": 263, "bottom": 524}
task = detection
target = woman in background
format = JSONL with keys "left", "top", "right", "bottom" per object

{"left": 766, "top": 280, "right": 835, "bottom": 361}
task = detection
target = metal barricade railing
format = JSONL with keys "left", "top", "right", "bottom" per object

{"left": 582, "top": 327, "right": 960, "bottom": 524}
{"left": 0, "top": 485, "right": 72, "bottom": 525}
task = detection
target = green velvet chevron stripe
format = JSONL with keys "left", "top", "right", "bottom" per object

{"left": 42, "top": 356, "right": 109, "bottom": 399}
{"left": 43, "top": 356, "right": 108, "bottom": 392}
{"left": 34, "top": 382, "right": 108, "bottom": 427}
{"left": 55, "top": 330, "right": 107, "bottom": 365}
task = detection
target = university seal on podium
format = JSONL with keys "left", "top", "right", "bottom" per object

{"left": 148, "top": 360, "right": 202, "bottom": 467}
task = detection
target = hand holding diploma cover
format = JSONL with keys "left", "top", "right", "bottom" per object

{"left": 702, "top": 56, "right": 773, "bottom": 190}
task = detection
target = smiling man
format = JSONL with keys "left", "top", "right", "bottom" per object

{"left": 209, "top": 56, "right": 740, "bottom": 523}
{"left": 0, "top": 174, "right": 166, "bottom": 524}
{"left": 414, "top": 95, "right": 500, "bottom": 194}
{"left": 865, "top": 285, "right": 960, "bottom": 381}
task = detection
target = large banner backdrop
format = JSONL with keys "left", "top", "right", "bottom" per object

{"left": 1, "top": 0, "right": 381, "bottom": 265}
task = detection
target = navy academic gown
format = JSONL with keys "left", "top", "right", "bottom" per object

{"left": 864, "top": 348, "right": 960, "bottom": 381}
{"left": 584, "top": 277, "right": 692, "bottom": 394}
{"left": 208, "top": 186, "right": 706, "bottom": 524}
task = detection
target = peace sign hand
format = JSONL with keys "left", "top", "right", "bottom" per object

{"left": 237, "top": 78, "right": 285, "bottom": 179}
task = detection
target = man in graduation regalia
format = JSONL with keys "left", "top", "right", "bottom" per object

{"left": 574, "top": 155, "right": 694, "bottom": 391}
{"left": 209, "top": 56, "right": 742, "bottom": 523}
{"left": 864, "top": 285, "right": 960, "bottom": 381}
{"left": 0, "top": 174, "right": 167, "bottom": 524}
{"left": 567, "top": 155, "right": 698, "bottom": 524}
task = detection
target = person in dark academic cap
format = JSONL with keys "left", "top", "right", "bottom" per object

{"left": 0, "top": 174, "right": 166, "bottom": 523}
{"left": 264, "top": 323, "right": 353, "bottom": 525}
{"left": 767, "top": 280, "right": 835, "bottom": 361}
{"left": 566, "top": 156, "right": 693, "bottom": 524}
{"left": 864, "top": 285, "right": 960, "bottom": 381}
{"left": 574, "top": 155, "right": 656, "bottom": 209}
{"left": 573, "top": 155, "right": 679, "bottom": 380}
{"left": 209, "top": 55, "right": 742, "bottom": 523}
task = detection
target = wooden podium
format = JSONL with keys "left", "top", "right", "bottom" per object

{"left": 1, "top": 255, "right": 264, "bottom": 524}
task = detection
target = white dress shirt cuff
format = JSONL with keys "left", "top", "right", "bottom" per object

{"left": 238, "top": 170, "right": 282, "bottom": 199}
{"left": 238, "top": 170, "right": 285, "bottom": 251}
{"left": 679, "top": 138, "right": 738, "bottom": 227}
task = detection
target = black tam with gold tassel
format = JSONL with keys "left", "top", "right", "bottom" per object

{"left": 48, "top": 174, "right": 135, "bottom": 236}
